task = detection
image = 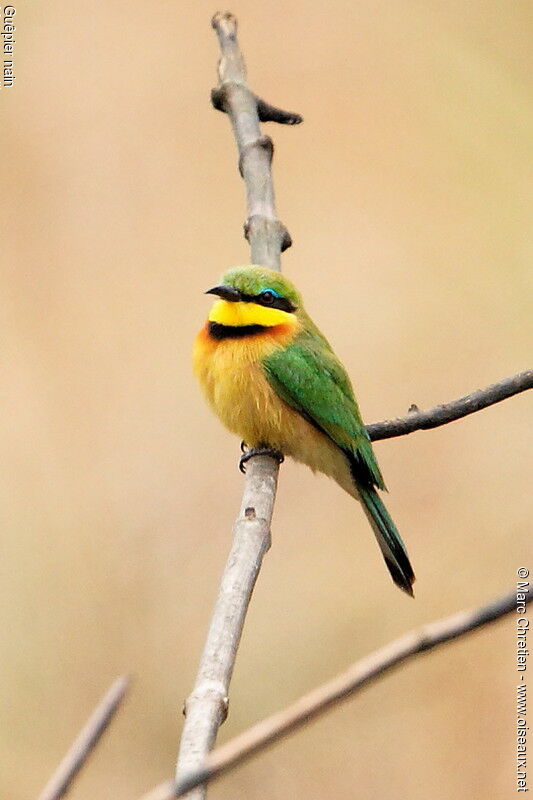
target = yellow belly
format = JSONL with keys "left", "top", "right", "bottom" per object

{"left": 193, "top": 326, "right": 356, "bottom": 497}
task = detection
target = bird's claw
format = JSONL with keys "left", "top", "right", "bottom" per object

{"left": 239, "top": 447, "right": 284, "bottom": 473}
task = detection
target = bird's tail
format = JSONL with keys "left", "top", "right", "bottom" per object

{"left": 359, "top": 487, "right": 415, "bottom": 596}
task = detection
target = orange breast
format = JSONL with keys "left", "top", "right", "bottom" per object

{"left": 193, "top": 323, "right": 296, "bottom": 446}
{"left": 192, "top": 321, "right": 355, "bottom": 498}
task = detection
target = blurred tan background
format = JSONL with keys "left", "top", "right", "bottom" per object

{"left": 1, "top": 1, "right": 532, "bottom": 798}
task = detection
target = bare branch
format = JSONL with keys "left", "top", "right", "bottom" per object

{"left": 209, "top": 11, "right": 297, "bottom": 268}
{"left": 146, "top": 588, "right": 529, "bottom": 799}
{"left": 367, "top": 368, "right": 533, "bottom": 441}
{"left": 36, "top": 675, "right": 130, "bottom": 800}
{"left": 174, "top": 13, "right": 300, "bottom": 800}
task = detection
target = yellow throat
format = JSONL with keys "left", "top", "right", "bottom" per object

{"left": 208, "top": 298, "right": 296, "bottom": 329}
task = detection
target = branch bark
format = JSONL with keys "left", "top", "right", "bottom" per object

{"left": 36, "top": 675, "right": 130, "bottom": 800}
{"left": 174, "top": 13, "right": 301, "bottom": 800}
{"left": 143, "top": 587, "right": 530, "bottom": 800}
{"left": 366, "top": 368, "right": 533, "bottom": 441}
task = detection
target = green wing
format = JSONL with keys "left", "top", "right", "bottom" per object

{"left": 263, "top": 333, "right": 385, "bottom": 491}
{"left": 264, "top": 331, "right": 415, "bottom": 596}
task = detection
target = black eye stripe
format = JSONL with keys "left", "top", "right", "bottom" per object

{"left": 239, "top": 291, "right": 296, "bottom": 313}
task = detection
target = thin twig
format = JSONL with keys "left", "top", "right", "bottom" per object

{"left": 366, "top": 368, "right": 533, "bottom": 441}
{"left": 36, "top": 675, "right": 130, "bottom": 800}
{"left": 174, "top": 13, "right": 301, "bottom": 800}
{"left": 142, "top": 587, "right": 530, "bottom": 800}
{"left": 137, "top": 780, "right": 176, "bottom": 800}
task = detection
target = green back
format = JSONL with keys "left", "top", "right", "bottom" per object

{"left": 263, "top": 328, "right": 386, "bottom": 491}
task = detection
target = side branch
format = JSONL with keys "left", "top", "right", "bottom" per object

{"left": 212, "top": 89, "right": 302, "bottom": 125}
{"left": 367, "top": 368, "right": 533, "bottom": 441}
{"left": 36, "top": 675, "right": 130, "bottom": 800}
{"left": 154, "top": 588, "right": 528, "bottom": 798}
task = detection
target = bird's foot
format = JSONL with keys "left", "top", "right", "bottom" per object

{"left": 239, "top": 445, "right": 284, "bottom": 473}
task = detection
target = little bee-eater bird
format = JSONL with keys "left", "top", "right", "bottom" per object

{"left": 193, "top": 265, "right": 415, "bottom": 595}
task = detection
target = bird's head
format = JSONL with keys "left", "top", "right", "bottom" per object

{"left": 204, "top": 266, "right": 301, "bottom": 331}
